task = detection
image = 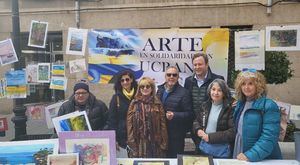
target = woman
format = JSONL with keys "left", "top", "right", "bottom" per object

{"left": 193, "top": 79, "right": 235, "bottom": 158}
{"left": 233, "top": 69, "right": 282, "bottom": 162}
{"left": 106, "top": 70, "right": 138, "bottom": 155}
{"left": 127, "top": 77, "right": 168, "bottom": 158}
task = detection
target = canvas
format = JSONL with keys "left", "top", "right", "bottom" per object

{"left": 0, "top": 139, "right": 58, "bottom": 165}
{"left": 28, "top": 20, "right": 48, "bottom": 48}
{"left": 59, "top": 131, "right": 117, "bottom": 165}
{"left": 47, "top": 153, "right": 79, "bottom": 165}
{"left": 66, "top": 28, "right": 88, "bottom": 56}
{"left": 45, "top": 101, "right": 66, "bottom": 129}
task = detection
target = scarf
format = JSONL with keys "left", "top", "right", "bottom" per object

{"left": 123, "top": 88, "right": 135, "bottom": 100}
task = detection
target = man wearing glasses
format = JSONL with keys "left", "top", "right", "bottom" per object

{"left": 157, "top": 66, "right": 193, "bottom": 158}
{"left": 184, "top": 53, "right": 224, "bottom": 152}
{"left": 58, "top": 79, "right": 108, "bottom": 130}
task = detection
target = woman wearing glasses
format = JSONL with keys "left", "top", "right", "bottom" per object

{"left": 127, "top": 77, "right": 168, "bottom": 158}
{"left": 106, "top": 70, "right": 138, "bottom": 157}
{"left": 233, "top": 69, "right": 282, "bottom": 162}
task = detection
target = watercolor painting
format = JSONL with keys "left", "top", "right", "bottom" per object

{"left": 47, "top": 153, "right": 79, "bottom": 165}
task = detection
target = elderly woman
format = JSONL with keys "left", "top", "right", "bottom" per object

{"left": 233, "top": 69, "right": 282, "bottom": 162}
{"left": 106, "top": 70, "right": 138, "bottom": 156}
{"left": 127, "top": 77, "right": 168, "bottom": 158}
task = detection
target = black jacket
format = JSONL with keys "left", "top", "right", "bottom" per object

{"left": 106, "top": 91, "right": 133, "bottom": 148}
{"left": 58, "top": 93, "right": 108, "bottom": 130}
{"left": 157, "top": 82, "right": 194, "bottom": 139}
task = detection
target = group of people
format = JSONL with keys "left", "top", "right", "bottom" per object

{"left": 58, "top": 53, "right": 282, "bottom": 162}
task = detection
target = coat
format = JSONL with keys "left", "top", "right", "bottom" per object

{"left": 233, "top": 97, "right": 282, "bottom": 162}
{"left": 127, "top": 97, "right": 168, "bottom": 158}
{"left": 58, "top": 93, "right": 108, "bottom": 130}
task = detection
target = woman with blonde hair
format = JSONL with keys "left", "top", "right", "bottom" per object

{"left": 127, "top": 77, "right": 168, "bottom": 158}
{"left": 233, "top": 69, "right": 282, "bottom": 162}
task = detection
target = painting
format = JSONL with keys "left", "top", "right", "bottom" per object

{"left": 59, "top": 131, "right": 117, "bottom": 165}
{"left": 52, "top": 64, "right": 65, "bottom": 76}
{"left": 50, "top": 77, "right": 68, "bottom": 91}
{"left": 52, "top": 111, "right": 92, "bottom": 133}
{"left": 0, "top": 117, "right": 8, "bottom": 131}
{"left": 69, "top": 58, "right": 87, "bottom": 74}
{"left": 37, "top": 63, "right": 51, "bottom": 83}
{"left": 275, "top": 101, "right": 291, "bottom": 141}
{"left": 266, "top": 25, "right": 300, "bottom": 51}
{"left": 66, "top": 28, "right": 88, "bottom": 56}
{"left": 47, "top": 153, "right": 79, "bottom": 165}
{"left": 177, "top": 155, "right": 213, "bottom": 165}
{"left": 26, "top": 64, "right": 38, "bottom": 83}
{"left": 28, "top": 20, "right": 48, "bottom": 48}
{"left": 0, "top": 139, "right": 58, "bottom": 165}
{"left": 26, "top": 104, "right": 45, "bottom": 120}
{"left": 0, "top": 38, "right": 19, "bottom": 65}
{"left": 45, "top": 101, "right": 66, "bottom": 129}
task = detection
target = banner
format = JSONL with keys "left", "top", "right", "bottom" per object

{"left": 88, "top": 28, "right": 229, "bottom": 84}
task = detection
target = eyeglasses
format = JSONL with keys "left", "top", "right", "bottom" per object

{"left": 166, "top": 73, "right": 178, "bottom": 77}
{"left": 139, "top": 85, "right": 151, "bottom": 89}
{"left": 121, "top": 78, "right": 130, "bottom": 83}
{"left": 242, "top": 68, "right": 257, "bottom": 73}
{"left": 75, "top": 92, "right": 89, "bottom": 96}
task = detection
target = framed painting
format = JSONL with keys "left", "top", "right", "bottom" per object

{"left": 47, "top": 153, "right": 79, "bottom": 165}
{"left": 59, "top": 131, "right": 117, "bottom": 165}
{"left": 0, "top": 139, "right": 58, "bottom": 165}
{"left": 66, "top": 27, "right": 88, "bottom": 56}
{"left": 37, "top": 63, "right": 51, "bottom": 83}
{"left": 0, "top": 117, "right": 8, "bottom": 131}
{"left": 45, "top": 101, "right": 66, "bottom": 129}
{"left": 177, "top": 155, "right": 213, "bottom": 165}
{"left": 28, "top": 20, "right": 48, "bottom": 48}
{"left": 52, "top": 111, "right": 92, "bottom": 133}
{"left": 266, "top": 25, "right": 300, "bottom": 51}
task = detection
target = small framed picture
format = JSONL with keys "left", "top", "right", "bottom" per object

{"left": 47, "top": 153, "right": 79, "bottom": 165}
{"left": 37, "top": 63, "right": 51, "bottom": 83}
{"left": 45, "top": 101, "right": 66, "bottom": 129}
{"left": 66, "top": 28, "right": 88, "bottom": 56}
{"left": 177, "top": 155, "right": 213, "bottom": 165}
{"left": 0, "top": 117, "right": 8, "bottom": 131}
{"left": 28, "top": 20, "right": 48, "bottom": 48}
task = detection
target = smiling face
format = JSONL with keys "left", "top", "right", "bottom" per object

{"left": 165, "top": 67, "right": 179, "bottom": 88}
{"left": 210, "top": 83, "right": 224, "bottom": 104}
{"left": 193, "top": 56, "right": 209, "bottom": 79}
{"left": 241, "top": 78, "right": 257, "bottom": 99}
{"left": 74, "top": 89, "right": 89, "bottom": 105}
{"left": 139, "top": 83, "right": 152, "bottom": 97}
{"left": 120, "top": 74, "right": 133, "bottom": 91}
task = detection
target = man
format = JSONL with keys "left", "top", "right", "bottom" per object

{"left": 157, "top": 66, "right": 193, "bottom": 158}
{"left": 184, "top": 53, "right": 224, "bottom": 150}
{"left": 58, "top": 79, "right": 108, "bottom": 130}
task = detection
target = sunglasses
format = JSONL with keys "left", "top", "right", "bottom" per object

{"left": 242, "top": 68, "right": 257, "bottom": 73}
{"left": 166, "top": 73, "right": 178, "bottom": 77}
{"left": 121, "top": 78, "right": 130, "bottom": 83}
{"left": 241, "top": 68, "right": 257, "bottom": 78}
{"left": 139, "top": 85, "right": 151, "bottom": 89}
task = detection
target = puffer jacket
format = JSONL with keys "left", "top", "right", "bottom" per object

{"left": 58, "top": 93, "right": 108, "bottom": 130}
{"left": 233, "top": 97, "right": 282, "bottom": 162}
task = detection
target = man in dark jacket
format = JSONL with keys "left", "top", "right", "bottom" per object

{"left": 58, "top": 80, "right": 108, "bottom": 130}
{"left": 157, "top": 66, "right": 193, "bottom": 158}
{"left": 184, "top": 53, "right": 224, "bottom": 151}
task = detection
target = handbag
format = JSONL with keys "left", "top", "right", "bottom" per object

{"left": 199, "top": 140, "right": 231, "bottom": 158}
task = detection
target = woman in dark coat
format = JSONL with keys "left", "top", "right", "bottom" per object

{"left": 193, "top": 79, "right": 235, "bottom": 158}
{"left": 106, "top": 70, "right": 137, "bottom": 154}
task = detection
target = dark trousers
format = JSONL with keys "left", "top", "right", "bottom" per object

{"left": 167, "top": 138, "right": 185, "bottom": 158}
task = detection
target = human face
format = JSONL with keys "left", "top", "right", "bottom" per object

{"left": 139, "top": 83, "right": 152, "bottom": 96}
{"left": 210, "top": 83, "right": 224, "bottom": 104}
{"left": 120, "top": 75, "right": 133, "bottom": 91}
{"left": 165, "top": 68, "right": 179, "bottom": 88}
{"left": 193, "top": 56, "right": 208, "bottom": 79}
{"left": 74, "top": 89, "right": 89, "bottom": 105}
{"left": 241, "top": 79, "right": 256, "bottom": 99}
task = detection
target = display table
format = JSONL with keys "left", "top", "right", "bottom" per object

{"left": 117, "top": 158, "right": 299, "bottom": 165}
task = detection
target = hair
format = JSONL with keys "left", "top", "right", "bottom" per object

{"left": 165, "top": 66, "right": 179, "bottom": 75}
{"left": 192, "top": 53, "right": 209, "bottom": 64}
{"left": 234, "top": 71, "right": 267, "bottom": 101}
{"left": 134, "top": 77, "right": 156, "bottom": 99}
{"left": 207, "top": 79, "right": 231, "bottom": 104}
{"left": 114, "top": 70, "right": 138, "bottom": 92}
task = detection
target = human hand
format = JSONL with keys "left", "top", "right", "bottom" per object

{"left": 237, "top": 153, "right": 249, "bottom": 161}
{"left": 166, "top": 111, "right": 174, "bottom": 120}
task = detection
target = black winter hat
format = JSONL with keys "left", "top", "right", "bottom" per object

{"left": 74, "top": 81, "right": 89, "bottom": 93}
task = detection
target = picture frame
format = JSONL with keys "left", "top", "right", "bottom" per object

{"left": 50, "top": 76, "right": 68, "bottom": 91}
{"left": 59, "top": 131, "right": 117, "bottom": 165}
{"left": 52, "top": 64, "right": 65, "bottom": 76}
{"left": 69, "top": 58, "right": 87, "bottom": 74}
{"left": 133, "top": 160, "right": 170, "bottom": 165}
{"left": 0, "top": 117, "right": 8, "bottom": 131}
{"left": 45, "top": 101, "right": 66, "bottom": 129}
{"left": 37, "top": 63, "right": 51, "bottom": 83}
{"left": 52, "top": 111, "right": 92, "bottom": 133}
{"left": 26, "top": 64, "right": 38, "bottom": 83}
{"left": 0, "top": 38, "right": 19, "bottom": 66}
{"left": 266, "top": 25, "right": 300, "bottom": 51}
{"left": 26, "top": 104, "right": 45, "bottom": 120}
{"left": 28, "top": 20, "right": 48, "bottom": 48}
{"left": 117, "top": 158, "right": 177, "bottom": 165}
{"left": 47, "top": 153, "right": 79, "bottom": 165}
{"left": 66, "top": 27, "right": 88, "bottom": 56}
{"left": 177, "top": 155, "right": 213, "bottom": 165}
{"left": 0, "top": 139, "right": 58, "bottom": 164}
